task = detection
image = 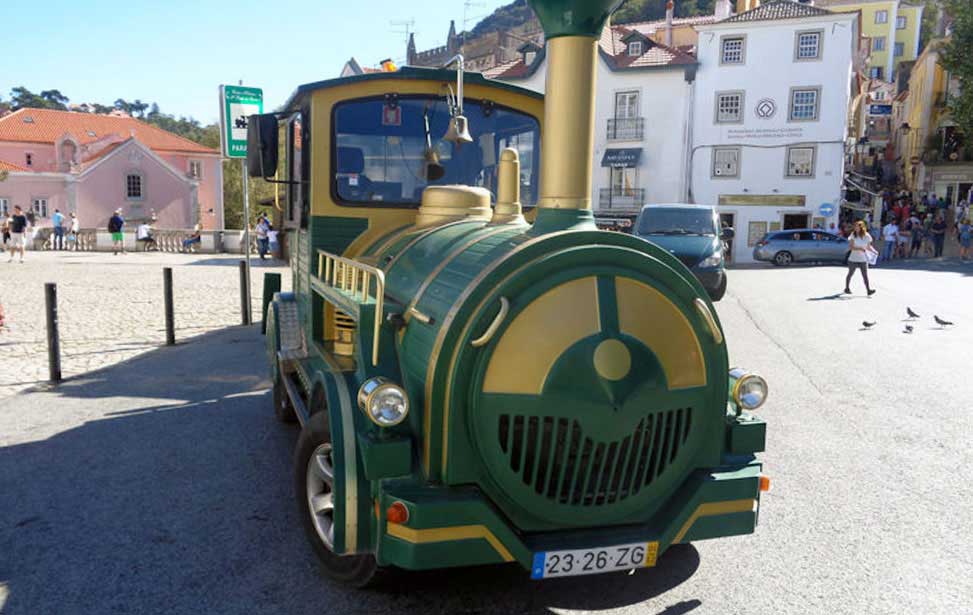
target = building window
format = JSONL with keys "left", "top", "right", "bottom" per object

{"left": 31, "top": 197, "right": 49, "bottom": 218}
{"left": 715, "top": 91, "right": 744, "bottom": 123}
{"left": 789, "top": 87, "right": 820, "bottom": 121}
{"left": 869, "top": 66, "right": 884, "bottom": 79}
{"left": 0, "top": 198, "right": 9, "bottom": 216}
{"left": 524, "top": 50, "right": 537, "bottom": 65}
{"left": 615, "top": 91, "right": 640, "bottom": 119}
{"left": 712, "top": 147, "right": 741, "bottom": 178}
{"left": 873, "top": 37, "right": 886, "bottom": 52}
{"left": 720, "top": 36, "right": 745, "bottom": 64}
{"left": 126, "top": 173, "right": 144, "bottom": 199}
{"left": 795, "top": 30, "right": 822, "bottom": 60}
{"left": 25, "top": 153, "right": 33, "bottom": 167}
{"left": 188, "top": 160, "right": 203, "bottom": 179}
{"left": 628, "top": 40, "right": 643, "bottom": 56}
{"left": 875, "top": 10, "right": 888, "bottom": 24}
{"left": 896, "top": 15, "right": 907, "bottom": 29}
{"left": 786, "top": 146, "right": 816, "bottom": 177}
{"left": 894, "top": 42, "right": 904, "bottom": 57}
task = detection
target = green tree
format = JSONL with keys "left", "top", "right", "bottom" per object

{"left": 940, "top": 0, "right": 973, "bottom": 145}
{"left": 10, "top": 86, "right": 66, "bottom": 110}
{"left": 39, "top": 89, "right": 69, "bottom": 109}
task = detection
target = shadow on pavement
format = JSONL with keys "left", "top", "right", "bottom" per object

{"left": 0, "top": 326, "right": 699, "bottom": 615}
{"left": 185, "top": 257, "right": 283, "bottom": 268}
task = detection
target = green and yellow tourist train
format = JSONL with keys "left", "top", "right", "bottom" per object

{"left": 250, "top": 0, "right": 770, "bottom": 587}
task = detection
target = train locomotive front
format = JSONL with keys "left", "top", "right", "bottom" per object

{"left": 257, "top": 0, "right": 769, "bottom": 587}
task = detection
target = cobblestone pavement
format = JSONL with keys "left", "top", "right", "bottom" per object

{"left": 0, "top": 251, "right": 290, "bottom": 398}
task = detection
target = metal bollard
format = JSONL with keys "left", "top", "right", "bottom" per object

{"left": 44, "top": 283, "right": 62, "bottom": 383}
{"left": 239, "top": 260, "right": 251, "bottom": 325}
{"left": 163, "top": 267, "right": 175, "bottom": 346}
{"left": 261, "top": 272, "right": 281, "bottom": 335}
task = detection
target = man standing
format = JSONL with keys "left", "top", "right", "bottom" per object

{"left": 930, "top": 213, "right": 947, "bottom": 258}
{"left": 881, "top": 217, "right": 898, "bottom": 262}
{"left": 51, "top": 209, "right": 65, "bottom": 250}
{"left": 7, "top": 205, "right": 28, "bottom": 263}
{"left": 108, "top": 209, "right": 125, "bottom": 255}
{"left": 255, "top": 215, "right": 270, "bottom": 260}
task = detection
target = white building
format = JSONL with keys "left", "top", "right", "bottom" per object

{"left": 488, "top": 18, "right": 699, "bottom": 222}
{"left": 691, "top": 0, "right": 860, "bottom": 263}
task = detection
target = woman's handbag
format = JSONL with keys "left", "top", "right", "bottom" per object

{"left": 866, "top": 246, "right": 879, "bottom": 265}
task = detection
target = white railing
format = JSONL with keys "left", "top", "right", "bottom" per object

{"left": 316, "top": 249, "right": 386, "bottom": 366}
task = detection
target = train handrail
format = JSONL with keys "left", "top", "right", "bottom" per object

{"left": 316, "top": 249, "right": 386, "bottom": 366}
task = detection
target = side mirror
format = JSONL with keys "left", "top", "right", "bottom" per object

{"left": 246, "top": 113, "right": 279, "bottom": 178}
{"left": 721, "top": 227, "right": 735, "bottom": 240}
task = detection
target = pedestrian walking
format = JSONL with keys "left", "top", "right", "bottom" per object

{"left": 845, "top": 221, "right": 876, "bottom": 295}
{"left": 909, "top": 214, "right": 923, "bottom": 257}
{"left": 930, "top": 214, "right": 947, "bottom": 258}
{"left": 267, "top": 224, "right": 279, "bottom": 259}
{"left": 1, "top": 213, "right": 9, "bottom": 248}
{"left": 69, "top": 212, "right": 79, "bottom": 250}
{"left": 51, "top": 209, "right": 65, "bottom": 250}
{"left": 6, "top": 205, "right": 28, "bottom": 263}
{"left": 255, "top": 215, "right": 270, "bottom": 260}
{"left": 881, "top": 218, "right": 898, "bottom": 261}
{"left": 108, "top": 208, "right": 125, "bottom": 255}
{"left": 959, "top": 216, "right": 972, "bottom": 261}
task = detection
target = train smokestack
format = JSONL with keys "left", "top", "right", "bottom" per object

{"left": 528, "top": 0, "right": 624, "bottom": 228}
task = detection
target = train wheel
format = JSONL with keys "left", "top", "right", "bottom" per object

{"left": 295, "top": 409, "right": 383, "bottom": 588}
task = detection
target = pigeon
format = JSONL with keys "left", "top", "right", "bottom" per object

{"left": 904, "top": 325, "right": 914, "bottom": 334}
{"left": 934, "top": 315, "right": 954, "bottom": 327}
{"left": 862, "top": 321, "right": 876, "bottom": 329}
{"left": 906, "top": 307, "right": 920, "bottom": 319}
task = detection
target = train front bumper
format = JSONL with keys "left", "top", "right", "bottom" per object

{"left": 376, "top": 457, "right": 763, "bottom": 574}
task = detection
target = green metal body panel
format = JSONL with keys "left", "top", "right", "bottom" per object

{"left": 357, "top": 433, "right": 413, "bottom": 480}
{"left": 728, "top": 413, "right": 767, "bottom": 455}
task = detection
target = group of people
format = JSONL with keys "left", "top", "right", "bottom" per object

{"left": 2, "top": 206, "right": 81, "bottom": 262}
{"left": 876, "top": 191, "right": 970, "bottom": 261}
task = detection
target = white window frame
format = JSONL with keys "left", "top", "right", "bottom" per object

{"left": 712, "top": 147, "right": 741, "bottom": 179}
{"left": 720, "top": 35, "right": 746, "bottom": 65}
{"left": 715, "top": 91, "right": 745, "bottom": 124}
{"left": 609, "top": 167, "right": 640, "bottom": 194}
{"left": 0, "top": 197, "right": 9, "bottom": 216}
{"left": 794, "top": 30, "right": 823, "bottom": 61}
{"left": 31, "top": 197, "right": 49, "bottom": 218}
{"left": 875, "top": 9, "right": 888, "bottom": 24}
{"left": 785, "top": 145, "right": 816, "bottom": 178}
{"left": 126, "top": 172, "right": 144, "bottom": 200}
{"left": 188, "top": 160, "right": 203, "bottom": 179}
{"left": 628, "top": 40, "right": 643, "bottom": 57}
{"left": 788, "top": 86, "right": 821, "bottom": 122}
{"left": 893, "top": 42, "right": 904, "bottom": 57}
{"left": 896, "top": 15, "right": 907, "bottom": 29}
{"left": 873, "top": 36, "right": 886, "bottom": 52}
{"left": 614, "top": 90, "right": 640, "bottom": 119}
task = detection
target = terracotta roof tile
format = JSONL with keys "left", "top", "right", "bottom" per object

{"left": 0, "top": 159, "right": 29, "bottom": 172}
{"left": 0, "top": 108, "right": 218, "bottom": 154}
{"left": 720, "top": 0, "right": 834, "bottom": 23}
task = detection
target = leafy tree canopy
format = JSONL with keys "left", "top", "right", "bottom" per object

{"left": 940, "top": 0, "right": 973, "bottom": 141}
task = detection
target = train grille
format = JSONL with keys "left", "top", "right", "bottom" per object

{"left": 497, "top": 408, "right": 693, "bottom": 507}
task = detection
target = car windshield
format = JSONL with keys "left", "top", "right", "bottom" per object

{"left": 333, "top": 96, "right": 540, "bottom": 206}
{"left": 638, "top": 208, "right": 717, "bottom": 236}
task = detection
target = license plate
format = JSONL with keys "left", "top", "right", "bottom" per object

{"left": 531, "top": 541, "right": 659, "bottom": 579}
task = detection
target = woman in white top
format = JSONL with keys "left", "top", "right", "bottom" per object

{"left": 845, "top": 220, "right": 876, "bottom": 296}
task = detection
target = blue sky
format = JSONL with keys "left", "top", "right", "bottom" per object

{"left": 1, "top": 0, "right": 511, "bottom": 124}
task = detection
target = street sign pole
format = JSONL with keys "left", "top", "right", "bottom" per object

{"left": 219, "top": 84, "right": 263, "bottom": 326}
{"left": 241, "top": 158, "right": 252, "bottom": 323}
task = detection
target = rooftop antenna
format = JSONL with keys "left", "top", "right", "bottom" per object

{"left": 390, "top": 18, "right": 416, "bottom": 48}
{"left": 462, "top": 0, "right": 487, "bottom": 42}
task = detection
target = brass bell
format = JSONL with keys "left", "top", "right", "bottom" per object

{"left": 423, "top": 147, "right": 445, "bottom": 181}
{"left": 442, "top": 115, "right": 473, "bottom": 144}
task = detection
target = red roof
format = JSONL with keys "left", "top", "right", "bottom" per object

{"left": 0, "top": 108, "right": 218, "bottom": 155}
{"left": 601, "top": 26, "right": 698, "bottom": 68}
{"left": 0, "top": 159, "right": 29, "bottom": 172}
{"left": 483, "top": 59, "right": 532, "bottom": 79}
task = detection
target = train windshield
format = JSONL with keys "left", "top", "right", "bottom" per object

{"left": 333, "top": 96, "right": 539, "bottom": 207}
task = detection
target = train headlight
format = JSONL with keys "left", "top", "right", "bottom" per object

{"left": 729, "top": 368, "right": 768, "bottom": 410}
{"left": 358, "top": 378, "right": 410, "bottom": 427}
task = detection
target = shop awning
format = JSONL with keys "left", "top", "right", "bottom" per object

{"left": 601, "top": 148, "right": 642, "bottom": 167}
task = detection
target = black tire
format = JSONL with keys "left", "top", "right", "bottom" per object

{"left": 295, "top": 407, "right": 384, "bottom": 588}
{"left": 708, "top": 275, "right": 727, "bottom": 302}
{"left": 773, "top": 251, "right": 793, "bottom": 266}
{"left": 273, "top": 376, "right": 297, "bottom": 423}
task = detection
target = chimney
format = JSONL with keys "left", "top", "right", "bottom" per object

{"left": 527, "top": 0, "right": 624, "bottom": 226}
{"left": 664, "top": 1, "right": 674, "bottom": 46}
{"left": 716, "top": 0, "right": 734, "bottom": 20}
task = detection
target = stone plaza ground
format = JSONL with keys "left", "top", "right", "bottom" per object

{"left": 1, "top": 256, "right": 971, "bottom": 614}
{"left": 0, "top": 251, "right": 290, "bottom": 398}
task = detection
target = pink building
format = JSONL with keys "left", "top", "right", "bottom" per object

{"left": 0, "top": 108, "right": 223, "bottom": 230}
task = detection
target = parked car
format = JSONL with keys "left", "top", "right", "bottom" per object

{"left": 634, "top": 204, "right": 733, "bottom": 301}
{"left": 753, "top": 229, "right": 850, "bottom": 266}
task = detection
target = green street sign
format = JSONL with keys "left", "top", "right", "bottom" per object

{"left": 219, "top": 85, "right": 263, "bottom": 159}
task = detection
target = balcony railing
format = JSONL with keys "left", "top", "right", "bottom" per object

{"left": 598, "top": 188, "right": 645, "bottom": 212}
{"left": 607, "top": 117, "right": 644, "bottom": 141}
